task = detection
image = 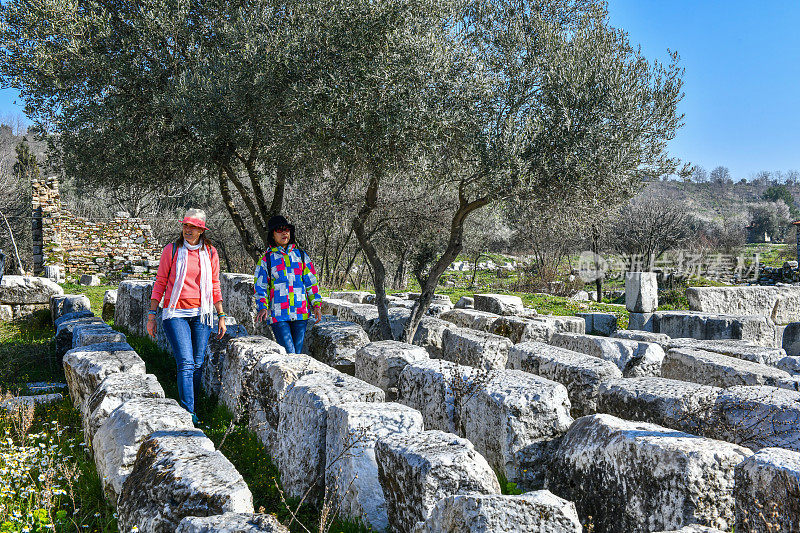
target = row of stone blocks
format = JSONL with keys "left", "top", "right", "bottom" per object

{"left": 52, "top": 299, "right": 287, "bottom": 533}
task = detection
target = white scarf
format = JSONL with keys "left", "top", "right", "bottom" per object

{"left": 165, "top": 241, "right": 214, "bottom": 327}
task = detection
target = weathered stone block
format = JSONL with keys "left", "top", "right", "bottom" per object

{"left": 440, "top": 327, "right": 512, "bottom": 371}
{"left": 330, "top": 291, "right": 372, "bottom": 304}
{"left": 546, "top": 414, "right": 752, "bottom": 533}
{"left": 652, "top": 527, "right": 726, "bottom": 533}
{"left": 62, "top": 342, "right": 146, "bottom": 414}
{"left": 662, "top": 348, "right": 792, "bottom": 388}
{"left": 102, "top": 289, "right": 117, "bottom": 322}
{"left": 0, "top": 275, "right": 63, "bottom": 304}
{"left": 397, "top": 358, "right": 482, "bottom": 434}
{"left": 612, "top": 329, "right": 670, "bottom": 344}
{"left": 491, "top": 315, "right": 556, "bottom": 343}
{"left": 412, "top": 491, "right": 582, "bottom": 533}
{"left": 201, "top": 320, "right": 249, "bottom": 397}
{"left": 412, "top": 317, "right": 453, "bottom": 357}
{"left": 50, "top": 294, "right": 91, "bottom": 324}
{"left": 550, "top": 332, "right": 665, "bottom": 377}
{"left": 276, "top": 372, "right": 384, "bottom": 499}
{"left": 326, "top": 402, "right": 424, "bottom": 531}
{"left": 654, "top": 311, "right": 777, "bottom": 347}
{"left": 473, "top": 294, "right": 524, "bottom": 316}
{"left": 776, "top": 355, "right": 800, "bottom": 375}
{"left": 220, "top": 336, "right": 285, "bottom": 417}
{"left": 92, "top": 398, "right": 194, "bottom": 504}
{"left": 114, "top": 280, "right": 153, "bottom": 337}
{"left": 628, "top": 312, "right": 655, "bottom": 332}
{"left": 625, "top": 272, "right": 658, "bottom": 312}
{"left": 176, "top": 513, "right": 289, "bottom": 533}
{"left": 85, "top": 373, "right": 165, "bottom": 445}
{"left": 305, "top": 320, "right": 370, "bottom": 373}
{"left": 454, "top": 296, "right": 474, "bottom": 309}
{"left": 528, "top": 315, "right": 586, "bottom": 335}
{"left": 687, "top": 285, "right": 800, "bottom": 324}
{"left": 247, "top": 353, "right": 334, "bottom": 455}
{"left": 355, "top": 341, "right": 429, "bottom": 399}
{"left": 665, "top": 338, "right": 786, "bottom": 366}
{"left": 440, "top": 308, "right": 501, "bottom": 331}
{"left": 118, "top": 429, "right": 253, "bottom": 532}
{"left": 596, "top": 377, "right": 722, "bottom": 436}
{"left": 55, "top": 315, "right": 105, "bottom": 358}
{"left": 72, "top": 323, "right": 127, "bottom": 349}
{"left": 375, "top": 430, "right": 501, "bottom": 532}
{"left": 79, "top": 274, "right": 101, "bottom": 286}
{"left": 782, "top": 321, "right": 800, "bottom": 357}
{"left": 462, "top": 370, "right": 572, "bottom": 488}
{"left": 507, "top": 341, "right": 623, "bottom": 417}
{"left": 734, "top": 447, "right": 800, "bottom": 532}
{"left": 576, "top": 312, "right": 618, "bottom": 336}
{"left": 366, "top": 307, "right": 412, "bottom": 341}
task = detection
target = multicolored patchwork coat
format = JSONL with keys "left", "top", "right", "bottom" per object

{"left": 253, "top": 244, "right": 322, "bottom": 324}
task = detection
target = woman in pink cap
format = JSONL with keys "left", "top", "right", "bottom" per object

{"left": 147, "top": 208, "right": 226, "bottom": 424}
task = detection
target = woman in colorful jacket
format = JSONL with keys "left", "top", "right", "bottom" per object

{"left": 254, "top": 215, "right": 322, "bottom": 353}
{"left": 147, "top": 208, "right": 226, "bottom": 424}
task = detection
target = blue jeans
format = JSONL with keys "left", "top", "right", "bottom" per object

{"left": 271, "top": 320, "right": 307, "bottom": 354}
{"left": 162, "top": 316, "right": 213, "bottom": 414}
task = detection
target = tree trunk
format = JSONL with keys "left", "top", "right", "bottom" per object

{"left": 0, "top": 208, "right": 24, "bottom": 275}
{"left": 592, "top": 224, "right": 602, "bottom": 302}
{"left": 216, "top": 165, "right": 262, "bottom": 263}
{"left": 352, "top": 174, "right": 392, "bottom": 340}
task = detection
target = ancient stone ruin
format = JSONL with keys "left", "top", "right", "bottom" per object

{"left": 42, "top": 272, "right": 800, "bottom": 532}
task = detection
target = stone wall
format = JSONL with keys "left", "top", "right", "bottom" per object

{"left": 32, "top": 176, "right": 161, "bottom": 279}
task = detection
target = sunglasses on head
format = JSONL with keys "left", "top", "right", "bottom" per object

{"left": 275, "top": 226, "right": 291, "bottom": 233}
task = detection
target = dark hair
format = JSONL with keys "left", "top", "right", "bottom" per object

{"left": 267, "top": 226, "right": 297, "bottom": 247}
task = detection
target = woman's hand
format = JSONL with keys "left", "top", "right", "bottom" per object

{"left": 255, "top": 309, "right": 269, "bottom": 323}
{"left": 216, "top": 316, "right": 227, "bottom": 339}
{"left": 313, "top": 305, "right": 322, "bottom": 323}
{"left": 146, "top": 316, "right": 156, "bottom": 338}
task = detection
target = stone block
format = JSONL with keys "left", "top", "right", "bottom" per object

{"left": 625, "top": 272, "right": 658, "bottom": 312}
{"left": 118, "top": 429, "right": 253, "bottom": 532}
{"left": 85, "top": 373, "right": 165, "bottom": 445}
{"left": 550, "top": 332, "right": 665, "bottom": 377}
{"left": 176, "top": 513, "right": 289, "bottom": 533}
{"left": 776, "top": 355, "right": 800, "bottom": 375}
{"left": 412, "top": 491, "right": 582, "bottom": 533}
{"left": 546, "top": 414, "right": 752, "bottom": 533}
{"left": 612, "top": 329, "right": 670, "bottom": 344}
{"left": 366, "top": 307, "right": 412, "bottom": 341}
{"left": 412, "top": 317, "right": 454, "bottom": 357}
{"left": 664, "top": 338, "right": 786, "bottom": 366}
{"left": 454, "top": 296, "right": 474, "bottom": 309}
{"left": 653, "top": 311, "right": 777, "bottom": 347}
{"left": 276, "top": 372, "right": 384, "bottom": 499}
{"left": 782, "top": 322, "right": 800, "bottom": 357}
{"left": 397, "top": 358, "right": 483, "bottom": 435}
{"left": 576, "top": 312, "right": 618, "bottom": 336}
{"left": 440, "top": 308, "right": 502, "bottom": 331}
{"left": 114, "top": 280, "right": 153, "bottom": 337}
{"left": 247, "top": 353, "right": 333, "bottom": 455}
{"left": 220, "top": 336, "right": 285, "bottom": 417}
{"left": 507, "top": 341, "right": 623, "bottom": 417}
{"left": 375, "top": 430, "right": 501, "bottom": 532}
{"left": 79, "top": 274, "right": 101, "bottom": 286}
{"left": 662, "top": 348, "right": 792, "bottom": 388}
{"left": 220, "top": 273, "right": 272, "bottom": 338}
{"left": 0, "top": 304, "right": 12, "bottom": 322}
{"left": 330, "top": 291, "right": 372, "bottom": 304}
{"left": 355, "top": 341, "right": 429, "bottom": 399}
{"left": 54, "top": 314, "right": 104, "bottom": 359}
{"left": 305, "top": 320, "right": 370, "bottom": 373}
{"left": 0, "top": 275, "right": 63, "bottom": 305}
{"left": 92, "top": 398, "right": 194, "bottom": 504}
{"left": 528, "top": 315, "right": 586, "bottom": 336}
{"left": 62, "top": 342, "right": 146, "bottom": 414}
{"left": 201, "top": 320, "right": 248, "bottom": 397}
{"left": 734, "top": 447, "right": 800, "bottom": 532}
{"left": 50, "top": 294, "right": 91, "bottom": 324}
{"left": 687, "top": 285, "right": 800, "bottom": 324}
{"left": 72, "top": 323, "right": 127, "bottom": 349}
{"left": 461, "top": 369, "right": 572, "bottom": 488}
{"left": 102, "top": 289, "right": 117, "bottom": 322}
{"left": 708, "top": 385, "right": 800, "bottom": 452}
{"left": 473, "top": 294, "right": 524, "bottom": 315}
{"left": 440, "top": 327, "right": 512, "bottom": 371}
{"left": 326, "top": 402, "right": 424, "bottom": 531}
{"left": 54, "top": 309, "right": 96, "bottom": 329}
{"left": 652, "top": 527, "right": 726, "bottom": 533}
{"left": 629, "top": 312, "right": 655, "bottom": 332}
{"left": 596, "top": 377, "right": 722, "bottom": 436}
{"left": 491, "top": 315, "right": 556, "bottom": 343}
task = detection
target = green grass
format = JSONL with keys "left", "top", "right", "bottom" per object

{"left": 59, "top": 284, "right": 117, "bottom": 321}
{"left": 744, "top": 243, "right": 794, "bottom": 268}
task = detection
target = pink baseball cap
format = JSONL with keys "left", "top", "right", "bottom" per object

{"left": 180, "top": 208, "right": 208, "bottom": 230}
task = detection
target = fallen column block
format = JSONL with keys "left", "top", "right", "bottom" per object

{"left": 375, "top": 430, "right": 501, "bottom": 532}
{"left": 54, "top": 314, "right": 105, "bottom": 359}
{"left": 92, "top": 397, "right": 194, "bottom": 504}
{"left": 546, "top": 414, "right": 751, "bottom": 533}
{"left": 200, "top": 319, "right": 249, "bottom": 398}
{"left": 664, "top": 338, "right": 786, "bottom": 366}
{"left": 306, "top": 320, "right": 370, "bottom": 374}
{"left": 686, "top": 285, "right": 800, "bottom": 324}
{"left": 662, "top": 348, "right": 792, "bottom": 388}
{"left": 596, "top": 377, "right": 721, "bottom": 436}
{"left": 550, "top": 332, "right": 665, "bottom": 377}
{"left": 734, "top": 446, "right": 800, "bottom": 532}
{"left": 72, "top": 323, "right": 127, "bottom": 349}
{"left": 653, "top": 311, "right": 776, "bottom": 347}
{"left": 355, "top": 341, "right": 429, "bottom": 400}
{"left": 508, "top": 341, "right": 623, "bottom": 417}
{"left": 412, "top": 491, "right": 581, "bottom": 533}
{"left": 220, "top": 336, "right": 285, "bottom": 417}
{"left": 118, "top": 429, "right": 253, "bottom": 532}
{"left": 326, "top": 402, "right": 424, "bottom": 531}
{"left": 461, "top": 369, "right": 572, "bottom": 488}
{"left": 84, "top": 373, "right": 165, "bottom": 445}
{"left": 247, "top": 353, "right": 334, "bottom": 455}
{"left": 440, "top": 327, "right": 512, "bottom": 371}
{"left": 177, "top": 513, "right": 289, "bottom": 532}
{"left": 276, "top": 372, "right": 384, "bottom": 500}
{"left": 114, "top": 280, "right": 153, "bottom": 337}
{"left": 576, "top": 312, "right": 618, "bottom": 336}
{"left": 50, "top": 294, "right": 91, "bottom": 324}
{"left": 62, "top": 342, "right": 145, "bottom": 414}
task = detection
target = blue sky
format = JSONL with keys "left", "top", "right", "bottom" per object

{"left": 2, "top": 1, "right": 799, "bottom": 179}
